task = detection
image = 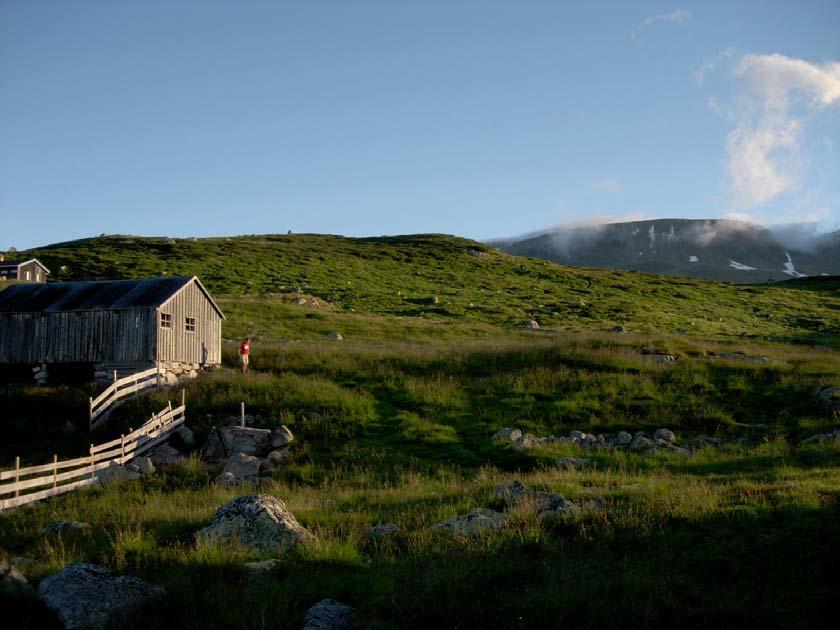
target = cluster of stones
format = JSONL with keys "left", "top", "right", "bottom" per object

{"left": 800, "top": 427, "right": 840, "bottom": 445}
{"left": 200, "top": 424, "right": 295, "bottom": 484}
{"left": 493, "top": 426, "right": 693, "bottom": 456}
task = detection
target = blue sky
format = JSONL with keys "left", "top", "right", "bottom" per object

{"left": 1, "top": 1, "right": 839, "bottom": 250}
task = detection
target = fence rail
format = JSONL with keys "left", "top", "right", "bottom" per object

{"left": 0, "top": 398, "right": 185, "bottom": 511}
{"left": 89, "top": 367, "right": 161, "bottom": 430}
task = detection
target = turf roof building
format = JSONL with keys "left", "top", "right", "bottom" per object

{"left": 0, "top": 255, "right": 50, "bottom": 283}
{"left": 0, "top": 276, "right": 224, "bottom": 382}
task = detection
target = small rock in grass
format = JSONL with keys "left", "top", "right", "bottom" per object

{"left": 42, "top": 520, "right": 92, "bottom": 537}
{"left": 614, "top": 431, "right": 632, "bottom": 447}
{"left": 434, "top": 508, "right": 505, "bottom": 535}
{"left": 303, "top": 598, "right": 354, "bottom": 630}
{"left": 266, "top": 448, "right": 292, "bottom": 467}
{"left": 96, "top": 462, "right": 142, "bottom": 485}
{"left": 132, "top": 456, "right": 155, "bottom": 476}
{"left": 37, "top": 563, "right": 165, "bottom": 630}
{"left": 364, "top": 523, "right": 398, "bottom": 537}
{"left": 270, "top": 425, "right": 295, "bottom": 449}
{"left": 492, "top": 427, "right": 522, "bottom": 443}
{"left": 243, "top": 559, "right": 281, "bottom": 572}
{"left": 556, "top": 457, "right": 593, "bottom": 470}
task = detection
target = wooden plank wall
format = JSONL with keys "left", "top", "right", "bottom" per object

{"left": 156, "top": 281, "right": 222, "bottom": 365}
{"left": 0, "top": 309, "right": 157, "bottom": 364}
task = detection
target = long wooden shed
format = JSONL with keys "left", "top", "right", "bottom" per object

{"left": 0, "top": 276, "right": 225, "bottom": 382}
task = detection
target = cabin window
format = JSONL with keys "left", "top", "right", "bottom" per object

{"left": 185, "top": 317, "right": 196, "bottom": 333}
{"left": 36, "top": 272, "right": 41, "bottom": 281}
{"left": 161, "top": 313, "right": 172, "bottom": 329}
{"left": 25, "top": 270, "right": 31, "bottom": 281}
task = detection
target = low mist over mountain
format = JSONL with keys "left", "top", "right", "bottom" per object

{"left": 490, "top": 219, "right": 840, "bottom": 283}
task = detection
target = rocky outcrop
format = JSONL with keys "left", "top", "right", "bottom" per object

{"left": 96, "top": 461, "right": 142, "bottom": 485}
{"left": 201, "top": 425, "right": 295, "bottom": 460}
{"left": 37, "top": 563, "right": 165, "bottom": 630}
{"left": 434, "top": 508, "right": 505, "bottom": 535}
{"left": 494, "top": 427, "right": 699, "bottom": 456}
{"left": 303, "top": 599, "right": 354, "bottom": 630}
{"left": 148, "top": 444, "right": 183, "bottom": 465}
{"left": 197, "top": 494, "right": 314, "bottom": 551}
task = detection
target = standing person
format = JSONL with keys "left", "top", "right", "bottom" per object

{"left": 239, "top": 337, "right": 251, "bottom": 373}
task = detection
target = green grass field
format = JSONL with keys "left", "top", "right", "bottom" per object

{"left": 2, "top": 234, "right": 840, "bottom": 628}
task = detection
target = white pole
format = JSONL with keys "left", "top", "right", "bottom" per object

{"left": 240, "top": 401, "right": 245, "bottom": 427}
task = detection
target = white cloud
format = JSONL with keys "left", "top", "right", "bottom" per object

{"left": 593, "top": 178, "right": 619, "bottom": 191}
{"left": 631, "top": 9, "right": 691, "bottom": 41}
{"left": 694, "top": 48, "right": 735, "bottom": 85}
{"left": 704, "top": 53, "right": 840, "bottom": 209}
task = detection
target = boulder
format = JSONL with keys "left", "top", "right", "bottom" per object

{"left": 219, "top": 426, "right": 272, "bottom": 456}
{"left": 614, "top": 431, "right": 632, "bottom": 447}
{"left": 303, "top": 599, "right": 354, "bottom": 630}
{"left": 266, "top": 449, "right": 292, "bottom": 466}
{"left": 510, "top": 433, "right": 540, "bottom": 452}
{"left": 434, "top": 508, "right": 505, "bottom": 536}
{"left": 96, "top": 461, "right": 142, "bottom": 485}
{"left": 132, "top": 456, "right": 156, "bottom": 476}
{"left": 37, "top": 563, "right": 165, "bottom": 630}
{"left": 492, "top": 480, "right": 573, "bottom": 516}
{"left": 492, "top": 427, "right": 522, "bottom": 443}
{"left": 214, "top": 471, "right": 239, "bottom": 487}
{"left": 148, "top": 443, "right": 183, "bottom": 465}
{"left": 653, "top": 428, "right": 676, "bottom": 444}
{"left": 326, "top": 331, "right": 344, "bottom": 341}
{"left": 197, "top": 494, "right": 314, "bottom": 551}
{"left": 630, "top": 436, "right": 654, "bottom": 451}
{"left": 176, "top": 424, "right": 195, "bottom": 447}
{"left": 816, "top": 387, "right": 840, "bottom": 417}
{"left": 42, "top": 520, "right": 92, "bottom": 537}
{"left": 522, "top": 319, "right": 540, "bottom": 330}
{"left": 201, "top": 426, "right": 227, "bottom": 461}
{"left": 270, "top": 425, "right": 295, "bottom": 449}
{"left": 1, "top": 558, "right": 29, "bottom": 592}
{"left": 556, "top": 457, "right": 592, "bottom": 470}
{"left": 220, "top": 453, "right": 261, "bottom": 482}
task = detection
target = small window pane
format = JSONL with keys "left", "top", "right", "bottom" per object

{"left": 186, "top": 317, "right": 196, "bottom": 333}
{"left": 161, "top": 313, "right": 172, "bottom": 329}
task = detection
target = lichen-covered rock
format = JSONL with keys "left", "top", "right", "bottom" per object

{"left": 95, "top": 461, "right": 142, "bottom": 485}
{"left": 132, "top": 456, "right": 156, "bottom": 476}
{"left": 37, "top": 563, "right": 165, "bottom": 630}
{"left": 197, "top": 494, "right": 314, "bottom": 551}
{"left": 493, "top": 427, "right": 522, "bottom": 443}
{"left": 303, "top": 599, "right": 354, "bottom": 630}
{"left": 653, "top": 428, "right": 676, "bottom": 443}
{"left": 434, "top": 508, "right": 505, "bottom": 535}
{"left": 492, "top": 480, "right": 574, "bottom": 516}
{"left": 614, "top": 431, "right": 633, "bottom": 447}
{"left": 556, "top": 457, "right": 593, "bottom": 470}
{"left": 219, "top": 426, "right": 272, "bottom": 456}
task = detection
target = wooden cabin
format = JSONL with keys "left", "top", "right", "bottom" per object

{"left": 0, "top": 256, "right": 50, "bottom": 283}
{"left": 0, "top": 276, "right": 225, "bottom": 382}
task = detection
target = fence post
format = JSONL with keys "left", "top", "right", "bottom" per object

{"left": 113, "top": 370, "right": 118, "bottom": 383}
{"left": 89, "top": 445, "right": 94, "bottom": 481}
{"left": 156, "top": 365, "right": 161, "bottom": 390}
{"left": 89, "top": 396, "right": 93, "bottom": 430}
{"left": 120, "top": 435, "right": 125, "bottom": 464}
{"left": 14, "top": 456, "right": 20, "bottom": 498}
{"left": 241, "top": 401, "right": 245, "bottom": 427}
{"left": 53, "top": 454, "right": 58, "bottom": 488}
{"left": 181, "top": 388, "right": 185, "bottom": 408}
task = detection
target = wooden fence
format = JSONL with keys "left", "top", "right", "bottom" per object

{"left": 0, "top": 396, "right": 186, "bottom": 511}
{"left": 89, "top": 366, "right": 161, "bottom": 430}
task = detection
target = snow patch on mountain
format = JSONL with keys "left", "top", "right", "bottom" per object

{"left": 648, "top": 226, "right": 656, "bottom": 249}
{"left": 689, "top": 256, "right": 698, "bottom": 263}
{"left": 729, "top": 260, "right": 757, "bottom": 271}
{"left": 782, "top": 251, "right": 807, "bottom": 278}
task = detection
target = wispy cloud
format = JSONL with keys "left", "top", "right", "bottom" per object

{"left": 720, "top": 54, "right": 840, "bottom": 208}
{"left": 631, "top": 9, "right": 691, "bottom": 41}
{"left": 694, "top": 48, "right": 735, "bottom": 85}
{"left": 593, "top": 178, "right": 619, "bottom": 191}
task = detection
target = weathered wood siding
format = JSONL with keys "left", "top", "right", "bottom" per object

{"left": 0, "top": 309, "right": 157, "bottom": 364}
{"left": 156, "top": 281, "right": 222, "bottom": 365}
{"left": 17, "top": 261, "right": 47, "bottom": 283}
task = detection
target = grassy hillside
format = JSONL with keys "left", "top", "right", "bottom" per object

{"left": 16, "top": 233, "right": 840, "bottom": 344}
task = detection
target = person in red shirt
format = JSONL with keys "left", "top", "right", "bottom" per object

{"left": 239, "top": 338, "right": 251, "bottom": 373}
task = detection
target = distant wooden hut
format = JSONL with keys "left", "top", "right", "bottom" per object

{"left": 0, "top": 255, "right": 50, "bottom": 283}
{"left": 0, "top": 276, "right": 225, "bottom": 382}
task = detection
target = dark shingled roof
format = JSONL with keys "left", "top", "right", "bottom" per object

{"left": 0, "top": 276, "right": 215, "bottom": 314}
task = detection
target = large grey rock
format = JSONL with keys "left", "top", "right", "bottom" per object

{"left": 303, "top": 599, "right": 354, "bottom": 630}
{"left": 614, "top": 431, "right": 632, "bottom": 447}
{"left": 220, "top": 452, "right": 261, "bottom": 482}
{"left": 556, "top": 457, "right": 593, "bottom": 470}
{"left": 220, "top": 426, "right": 272, "bottom": 456}
{"left": 270, "top": 425, "right": 295, "bottom": 449}
{"left": 148, "top": 443, "right": 183, "bottom": 465}
{"left": 37, "top": 563, "right": 165, "bottom": 630}
{"left": 434, "top": 508, "right": 505, "bottom": 535}
{"left": 197, "top": 494, "right": 314, "bottom": 551}
{"left": 510, "top": 433, "right": 540, "bottom": 452}
{"left": 200, "top": 426, "right": 227, "bottom": 460}
{"left": 653, "top": 428, "right": 676, "bottom": 444}
{"left": 96, "top": 461, "right": 141, "bottom": 485}
{"left": 132, "top": 456, "right": 156, "bottom": 476}
{"left": 176, "top": 424, "right": 195, "bottom": 447}
{"left": 266, "top": 448, "right": 292, "bottom": 466}
{"left": 42, "top": 520, "right": 92, "bottom": 537}
{"left": 492, "top": 480, "right": 573, "bottom": 516}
